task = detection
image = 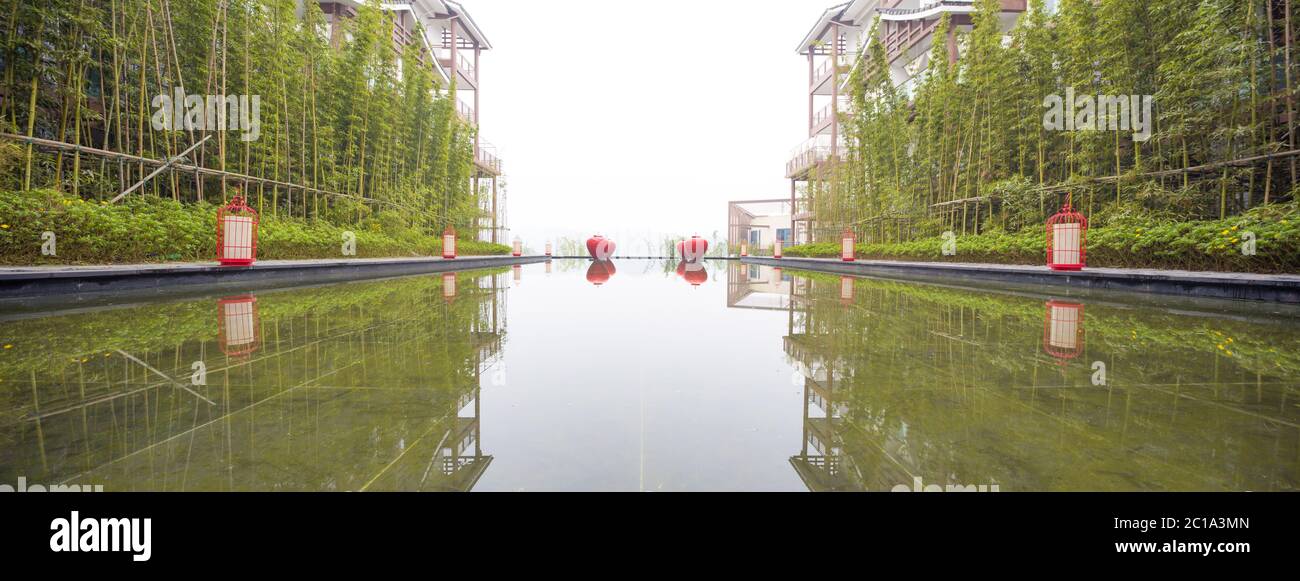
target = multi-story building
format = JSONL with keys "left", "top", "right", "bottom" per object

{"left": 314, "top": 1, "right": 506, "bottom": 243}
{"left": 785, "top": 0, "right": 1028, "bottom": 243}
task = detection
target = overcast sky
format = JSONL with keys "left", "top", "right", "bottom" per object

{"left": 470, "top": 0, "right": 826, "bottom": 251}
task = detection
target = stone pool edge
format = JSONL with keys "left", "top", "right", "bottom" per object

{"left": 741, "top": 256, "right": 1300, "bottom": 304}
{"left": 0, "top": 255, "right": 549, "bottom": 300}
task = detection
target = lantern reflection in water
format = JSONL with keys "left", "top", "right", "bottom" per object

{"left": 675, "top": 261, "right": 707, "bottom": 287}
{"left": 1043, "top": 300, "right": 1085, "bottom": 362}
{"left": 442, "top": 272, "right": 457, "bottom": 303}
{"left": 217, "top": 295, "right": 260, "bottom": 357}
{"left": 512, "top": 264, "right": 522, "bottom": 286}
{"left": 586, "top": 260, "right": 616, "bottom": 286}
{"left": 839, "top": 276, "right": 854, "bottom": 305}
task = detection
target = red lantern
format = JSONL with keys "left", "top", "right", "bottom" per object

{"left": 841, "top": 228, "right": 856, "bottom": 262}
{"left": 586, "top": 235, "right": 616, "bottom": 260}
{"left": 676, "top": 261, "right": 707, "bottom": 287}
{"left": 512, "top": 238, "right": 522, "bottom": 257}
{"left": 1043, "top": 301, "right": 1085, "bottom": 362}
{"left": 586, "top": 260, "right": 616, "bottom": 286}
{"left": 442, "top": 226, "right": 457, "bottom": 259}
{"left": 740, "top": 242, "right": 749, "bottom": 257}
{"left": 217, "top": 295, "right": 259, "bottom": 358}
{"left": 545, "top": 242, "right": 552, "bottom": 257}
{"left": 773, "top": 239, "right": 783, "bottom": 259}
{"left": 1046, "top": 196, "right": 1087, "bottom": 271}
{"left": 216, "top": 196, "right": 258, "bottom": 266}
{"left": 681, "top": 234, "right": 708, "bottom": 262}
{"left": 442, "top": 272, "right": 457, "bottom": 303}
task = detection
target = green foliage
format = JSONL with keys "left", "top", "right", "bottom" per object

{"left": 0, "top": 0, "right": 490, "bottom": 250}
{"left": 0, "top": 189, "right": 508, "bottom": 264}
{"left": 785, "top": 200, "right": 1300, "bottom": 273}
{"left": 822, "top": 0, "right": 1295, "bottom": 255}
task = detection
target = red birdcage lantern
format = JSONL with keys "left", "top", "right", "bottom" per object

{"left": 512, "top": 238, "right": 523, "bottom": 257}
{"left": 773, "top": 239, "right": 783, "bottom": 259}
{"left": 442, "top": 226, "right": 457, "bottom": 259}
{"left": 740, "top": 241, "right": 749, "bottom": 257}
{"left": 840, "top": 228, "right": 856, "bottom": 262}
{"left": 1046, "top": 196, "right": 1088, "bottom": 271}
{"left": 216, "top": 196, "right": 258, "bottom": 266}
{"left": 217, "top": 295, "right": 260, "bottom": 358}
{"left": 1042, "top": 300, "right": 1085, "bottom": 362}
{"left": 545, "top": 242, "right": 552, "bottom": 257}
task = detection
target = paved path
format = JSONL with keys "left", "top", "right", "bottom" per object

{"left": 0, "top": 255, "right": 547, "bottom": 304}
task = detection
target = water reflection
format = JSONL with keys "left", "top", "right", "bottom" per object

{"left": 0, "top": 270, "right": 509, "bottom": 491}
{"left": 586, "top": 260, "right": 616, "bottom": 286}
{"left": 675, "top": 261, "right": 708, "bottom": 287}
{"left": 1, "top": 261, "right": 1297, "bottom": 491}
{"left": 726, "top": 265, "right": 1300, "bottom": 491}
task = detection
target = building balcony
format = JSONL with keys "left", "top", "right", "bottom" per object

{"left": 811, "top": 55, "right": 855, "bottom": 95}
{"left": 811, "top": 98, "right": 851, "bottom": 136}
{"left": 456, "top": 99, "right": 475, "bottom": 124}
{"left": 475, "top": 140, "right": 501, "bottom": 176}
{"left": 437, "top": 52, "right": 477, "bottom": 87}
{"left": 786, "top": 136, "right": 847, "bottom": 179}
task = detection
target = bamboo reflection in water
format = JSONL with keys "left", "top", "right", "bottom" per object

{"left": 0, "top": 270, "right": 511, "bottom": 492}
{"left": 725, "top": 265, "right": 1300, "bottom": 492}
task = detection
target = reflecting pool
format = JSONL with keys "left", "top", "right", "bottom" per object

{"left": 1, "top": 260, "right": 1298, "bottom": 491}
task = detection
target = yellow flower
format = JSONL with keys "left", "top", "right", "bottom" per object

{"left": 1226, "top": 350, "right": 1233, "bottom": 356}
{"left": 2, "top": 344, "right": 11, "bottom": 349}
{"left": 0, "top": 224, "right": 8, "bottom": 229}
{"left": 1231, "top": 226, "right": 1239, "bottom": 231}
{"left": 1220, "top": 229, "right": 1229, "bottom": 235}
{"left": 1217, "top": 344, "right": 1225, "bottom": 350}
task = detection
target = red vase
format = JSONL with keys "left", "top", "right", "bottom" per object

{"left": 587, "top": 235, "right": 616, "bottom": 260}
{"left": 681, "top": 235, "right": 708, "bottom": 262}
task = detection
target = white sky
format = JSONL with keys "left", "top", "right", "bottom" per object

{"left": 470, "top": 0, "right": 826, "bottom": 250}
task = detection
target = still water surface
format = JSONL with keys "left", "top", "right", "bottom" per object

{"left": 1, "top": 259, "right": 1297, "bottom": 491}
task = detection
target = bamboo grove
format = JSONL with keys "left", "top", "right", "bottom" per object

{"left": 819, "top": 0, "right": 1300, "bottom": 244}
{"left": 0, "top": 0, "right": 481, "bottom": 232}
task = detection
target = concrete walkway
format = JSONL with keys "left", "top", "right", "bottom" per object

{"left": 742, "top": 256, "right": 1300, "bottom": 304}
{"left": 0, "top": 255, "right": 547, "bottom": 303}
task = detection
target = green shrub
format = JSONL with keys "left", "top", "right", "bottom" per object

{"left": 0, "top": 190, "right": 510, "bottom": 264}
{"left": 784, "top": 200, "right": 1300, "bottom": 273}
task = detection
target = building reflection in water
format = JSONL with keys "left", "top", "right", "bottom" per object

{"left": 726, "top": 262, "right": 1300, "bottom": 492}
{"left": 0, "top": 269, "right": 512, "bottom": 492}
